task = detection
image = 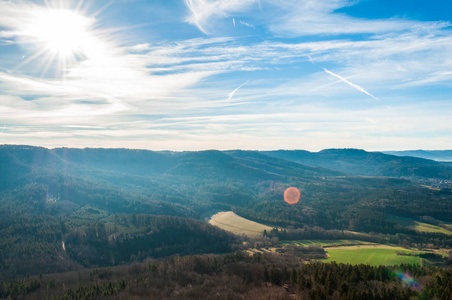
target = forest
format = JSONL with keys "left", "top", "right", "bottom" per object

{"left": 1, "top": 145, "right": 452, "bottom": 298}
{"left": 1, "top": 251, "right": 452, "bottom": 299}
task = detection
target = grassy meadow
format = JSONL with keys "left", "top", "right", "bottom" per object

{"left": 323, "top": 245, "right": 425, "bottom": 266}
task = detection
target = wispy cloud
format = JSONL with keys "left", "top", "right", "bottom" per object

{"left": 324, "top": 68, "right": 379, "bottom": 100}
{"left": 227, "top": 81, "right": 248, "bottom": 101}
{"left": 183, "top": 0, "right": 449, "bottom": 37}
{"left": 265, "top": 0, "right": 448, "bottom": 36}
{"left": 239, "top": 20, "right": 255, "bottom": 29}
{"left": 184, "top": 0, "right": 257, "bottom": 34}
{"left": 3, "top": 102, "right": 450, "bottom": 151}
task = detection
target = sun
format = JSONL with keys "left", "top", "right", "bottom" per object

{"left": 18, "top": 4, "right": 103, "bottom": 75}
{"left": 28, "top": 9, "right": 92, "bottom": 59}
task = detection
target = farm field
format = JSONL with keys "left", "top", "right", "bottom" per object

{"left": 323, "top": 245, "right": 425, "bottom": 266}
{"left": 388, "top": 215, "right": 452, "bottom": 235}
{"left": 208, "top": 213, "right": 447, "bottom": 266}
{"left": 209, "top": 211, "right": 274, "bottom": 238}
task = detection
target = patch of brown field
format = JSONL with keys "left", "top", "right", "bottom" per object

{"left": 209, "top": 211, "right": 274, "bottom": 238}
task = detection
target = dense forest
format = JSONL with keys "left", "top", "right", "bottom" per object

{"left": 1, "top": 145, "right": 452, "bottom": 298}
{"left": 1, "top": 251, "right": 452, "bottom": 299}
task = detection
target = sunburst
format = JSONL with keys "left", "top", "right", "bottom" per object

{"left": 16, "top": 0, "right": 105, "bottom": 76}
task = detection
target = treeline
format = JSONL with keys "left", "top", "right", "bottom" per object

{"left": 4, "top": 251, "right": 452, "bottom": 300}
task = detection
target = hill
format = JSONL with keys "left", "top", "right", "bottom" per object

{"left": 263, "top": 148, "right": 452, "bottom": 181}
{"left": 383, "top": 150, "right": 452, "bottom": 162}
{"left": 1, "top": 145, "right": 452, "bottom": 281}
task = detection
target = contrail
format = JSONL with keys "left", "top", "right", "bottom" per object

{"left": 227, "top": 81, "right": 248, "bottom": 101}
{"left": 324, "top": 68, "right": 378, "bottom": 100}
{"left": 0, "top": 125, "right": 5, "bottom": 133}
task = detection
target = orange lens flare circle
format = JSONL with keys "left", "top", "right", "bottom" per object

{"left": 284, "top": 187, "right": 300, "bottom": 205}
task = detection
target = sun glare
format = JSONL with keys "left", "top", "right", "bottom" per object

{"left": 29, "top": 9, "right": 91, "bottom": 58}
{"left": 19, "top": 4, "right": 103, "bottom": 75}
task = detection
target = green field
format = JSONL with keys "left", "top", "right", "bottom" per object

{"left": 208, "top": 213, "right": 445, "bottom": 266}
{"left": 388, "top": 215, "right": 452, "bottom": 235}
{"left": 209, "top": 211, "right": 274, "bottom": 238}
{"left": 283, "top": 240, "right": 428, "bottom": 266}
{"left": 323, "top": 245, "right": 424, "bottom": 266}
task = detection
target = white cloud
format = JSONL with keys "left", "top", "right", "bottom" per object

{"left": 3, "top": 102, "right": 450, "bottom": 151}
{"left": 128, "top": 43, "right": 151, "bottom": 52}
{"left": 239, "top": 20, "right": 255, "bottom": 29}
{"left": 1, "top": 20, "right": 451, "bottom": 126}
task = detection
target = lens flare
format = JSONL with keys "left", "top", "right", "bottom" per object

{"left": 392, "top": 269, "right": 422, "bottom": 291}
{"left": 284, "top": 187, "right": 300, "bottom": 205}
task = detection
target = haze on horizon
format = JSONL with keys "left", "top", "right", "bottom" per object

{"left": 0, "top": 0, "right": 451, "bottom": 151}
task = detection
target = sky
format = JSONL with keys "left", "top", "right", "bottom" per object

{"left": 0, "top": 0, "right": 451, "bottom": 151}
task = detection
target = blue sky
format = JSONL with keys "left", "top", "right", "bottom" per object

{"left": 0, "top": 0, "right": 451, "bottom": 150}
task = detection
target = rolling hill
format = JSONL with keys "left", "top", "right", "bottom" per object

{"left": 383, "top": 150, "right": 452, "bottom": 162}
{"left": 263, "top": 148, "right": 452, "bottom": 180}
{"left": 1, "top": 144, "right": 452, "bottom": 282}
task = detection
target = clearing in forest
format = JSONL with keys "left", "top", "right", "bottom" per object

{"left": 323, "top": 245, "right": 425, "bottom": 266}
{"left": 388, "top": 215, "right": 452, "bottom": 235}
{"left": 209, "top": 211, "right": 273, "bottom": 238}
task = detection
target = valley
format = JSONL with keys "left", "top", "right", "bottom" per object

{"left": 1, "top": 145, "right": 452, "bottom": 299}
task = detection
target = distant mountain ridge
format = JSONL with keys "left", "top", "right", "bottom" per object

{"left": 262, "top": 149, "right": 452, "bottom": 180}
{"left": 0, "top": 145, "right": 343, "bottom": 196}
{"left": 2, "top": 146, "right": 452, "bottom": 184}
{"left": 383, "top": 150, "right": 452, "bottom": 162}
